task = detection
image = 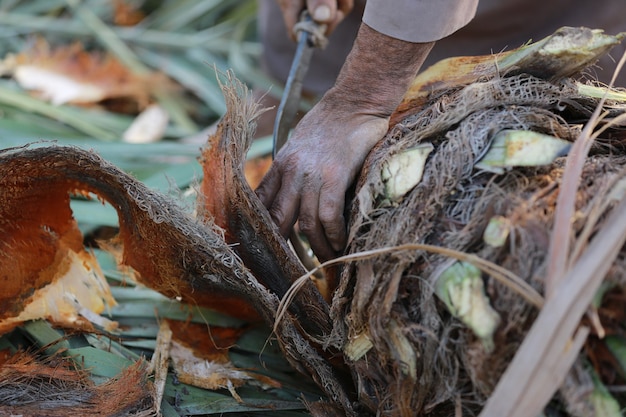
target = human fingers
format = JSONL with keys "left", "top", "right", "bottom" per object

{"left": 318, "top": 176, "right": 347, "bottom": 253}
{"left": 306, "top": 0, "right": 348, "bottom": 34}
{"left": 298, "top": 179, "right": 337, "bottom": 262}
{"left": 306, "top": 0, "right": 336, "bottom": 23}
{"left": 255, "top": 164, "right": 282, "bottom": 209}
{"left": 265, "top": 173, "right": 302, "bottom": 238}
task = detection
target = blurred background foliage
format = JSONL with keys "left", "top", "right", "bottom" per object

{"left": 0, "top": 0, "right": 274, "bottom": 164}
{"left": 0, "top": 0, "right": 275, "bottom": 231}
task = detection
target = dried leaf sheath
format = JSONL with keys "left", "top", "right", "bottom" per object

{"left": 199, "top": 75, "right": 332, "bottom": 339}
{"left": 0, "top": 144, "right": 259, "bottom": 321}
{"left": 197, "top": 76, "right": 354, "bottom": 410}
{"left": 0, "top": 143, "right": 354, "bottom": 413}
{"left": 0, "top": 158, "right": 85, "bottom": 323}
{"left": 390, "top": 27, "right": 625, "bottom": 126}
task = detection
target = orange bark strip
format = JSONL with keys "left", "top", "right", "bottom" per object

{"left": 0, "top": 173, "right": 84, "bottom": 323}
{"left": 0, "top": 145, "right": 260, "bottom": 322}
{"left": 198, "top": 93, "right": 332, "bottom": 339}
{"left": 199, "top": 122, "right": 233, "bottom": 241}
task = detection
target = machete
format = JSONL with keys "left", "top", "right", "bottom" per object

{"left": 272, "top": 11, "right": 326, "bottom": 158}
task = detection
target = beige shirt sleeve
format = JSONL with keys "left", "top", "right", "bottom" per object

{"left": 362, "top": 0, "right": 479, "bottom": 43}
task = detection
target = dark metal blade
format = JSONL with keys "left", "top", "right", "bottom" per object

{"left": 272, "top": 23, "right": 316, "bottom": 158}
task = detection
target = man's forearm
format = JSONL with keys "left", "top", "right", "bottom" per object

{"left": 325, "top": 23, "right": 434, "bottom": 118}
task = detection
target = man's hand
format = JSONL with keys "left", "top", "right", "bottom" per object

{"left": 257, "top": 100, "right": 388, "bottom": 262}
{"left": 277, "top": 0, "right": 354, "bottom": 38}
{"left": 257, "top": 24, "right": 435, "bottom": 261}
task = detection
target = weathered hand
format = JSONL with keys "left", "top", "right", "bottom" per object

{"left": 256, "top": 98, "right": 388, "bottom": 262}
{"left": 277, "top": 0, "right": 354, "bottom": 38}
{"left": 258, "top": 24, "right": 434, "bottom": 261}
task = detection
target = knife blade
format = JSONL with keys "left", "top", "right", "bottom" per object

{"left": 272, "top": 11, "right": 324, "bottom": 158}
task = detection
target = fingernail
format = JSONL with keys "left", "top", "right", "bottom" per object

{"left": 313, "top": 5, "right": 331, "bottom": 21}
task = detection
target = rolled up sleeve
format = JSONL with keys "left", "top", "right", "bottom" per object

{"left": 363, "top": 0, "right": 479, "bottom": 43}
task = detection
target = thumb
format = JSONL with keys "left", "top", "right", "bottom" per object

{"left": 307, "top": 0, "right": 336, "bottom": 23}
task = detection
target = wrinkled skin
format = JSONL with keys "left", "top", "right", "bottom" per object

{"left": 276, "top": 0, "right": 354, "bottom": 38}
{"left": 257, "top": 98, "right": 388, "bottom": 261}
{"left": 257, "top": 23, "right": 434, "bottom": 261}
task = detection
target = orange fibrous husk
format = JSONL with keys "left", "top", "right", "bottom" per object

{"left": 0, "top": 247, "right": 117, "bottom": 334}
{"left": 0, "top": 351, "right": 155, "bottom": 416}
{"left": 0, "top": 39, "right": 169, "bottom": 108}
{"left": 0, "top": 173, "right": 116, "bottom": 334}
{"left": 0, "top": 144, "right": 262, "bottom": 324}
